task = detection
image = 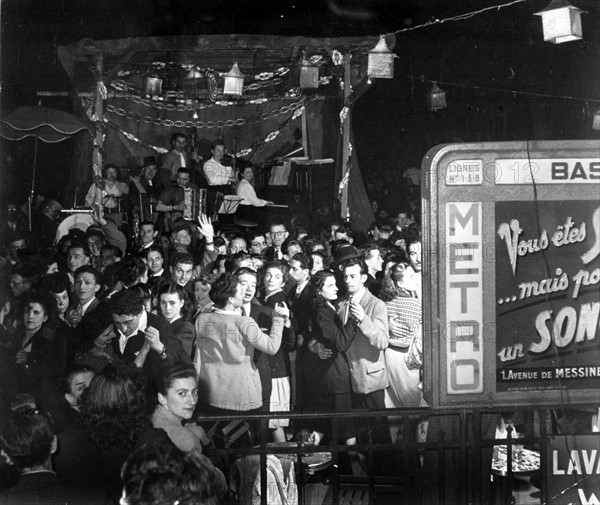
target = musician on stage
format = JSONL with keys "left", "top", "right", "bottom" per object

{"left": 85, "top": 164, "right": 129, "bottom": 227}
{"left": 155, "top": 167, "right": 199, "bottom": 232}
{"left": 202, "top": 139, "right": 237, "bottom": 217}
{"left": 160, "top": 133, "right": 200, "bottom": 187}
{"left": 236, "top": 166, "right": 273, "bottom": 224}
{"left": 129, "top": 157, "right": 165, "bottom": 214}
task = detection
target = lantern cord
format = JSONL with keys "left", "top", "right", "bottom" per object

{"left": 526, "top": 140, "right": 580, "bottom": 495}
{"left": 412, "top": 76, "right": 600, "bottom": 104}
{"left": 381, "top": 0, "right": 529, "bottom": 39}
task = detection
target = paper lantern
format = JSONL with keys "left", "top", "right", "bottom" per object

{"left": 144, "top": 75, "right": 163, "bottom": 96}
{"left": 184, "top": 68, "right": 204, "bottom": 98}
{"left": 427, "top": 82, "right": 447, "bottom": 111}
{"left": 299, "top": 54, "right": 319, "bottom": 88}
{"left": 367, "top": 36, "right": 396, "bottom": 79}
{"left": 593, "top": 108, "right": 600, "bottom": 131}
{"left": 223, "top": 62, "right": 244, "bottom": 96}
{"left": 535, "top": 0, "right": 583, "bottom": 44}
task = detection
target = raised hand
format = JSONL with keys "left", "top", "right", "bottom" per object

{"left": 197, "top": 213, "right": 214, "bottom": 241}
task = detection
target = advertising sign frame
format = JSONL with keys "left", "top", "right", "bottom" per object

{"left": 422, "top": 140, "right": 600, "bottom": 407}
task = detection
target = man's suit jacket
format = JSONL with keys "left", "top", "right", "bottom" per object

{"left": 337, "top": 289, "right": 389, "bottom": 395}
{"left": 289, "top": 283, "right": 314, "bottom": 344}
{"left": 0, "top": 471, "right": 104, "bottom": 505}
{"left": 162, "top": 149, "right": 190, "bottom": 176}
{"left": 264, "top": 246, "right": 283, "bottom": 262}
{"left": 249, "top": 301, "right": 275, "bottom": 406}
{"left": 67, "top": 297, "right": 100, "bottom": 321}
{"left": 129, "top": 176, "right": 165, "bottom": 199}
{"left": 111, "top": 312, "right": 191, "bottom": 374}
{"left": 65, "top": 297, "right": 101, "bottom": 364}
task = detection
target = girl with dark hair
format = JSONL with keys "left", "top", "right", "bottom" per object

{"left": 73, "top": 311, "right": 119, "bottom": 373}
{"left": 260, "top": 262, "right": 295, "bottom": 442}
{"left": 129, "top": 282, "right": 154, "bottom": 313}
{"left": 192, "top": 274, "right": 215, "bottom": 318}
{"left": 39, "top": 272, "right": 71, "bottom": 324}
{"left": 151, "top": 361, "right": 209, "bottom": 453}
{"left": 54, "top": 363, "right": 167, "bottom": 492}
{"left": 0, "top": 290, "right": 67, "bottom": 402}
{"left": 306, "top": 270, "right": 355, "bottom": 443}
{"left": 158, "top": 284, "right": 196, "bottom": 360}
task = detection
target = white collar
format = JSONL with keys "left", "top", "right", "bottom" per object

{"left": 349, "top": 286, "right": 367, "bottom": 303}
{"left": 117, "top": 310, "right": 148, "bottom": 342}
{"left": 79, "top": 297, "right": 96, "bottom": 314}
{"left": 213, "top": 308, "right": 239, "bottom": 315}
{"left": 296, "top": 280, "right": 309, "bottom": 293}
{"left": 264, "top": 289, "right": 282, "bottom": 301}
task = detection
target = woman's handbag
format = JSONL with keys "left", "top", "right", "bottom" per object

{"left": 405, "top": 326, "right": 423, "bottom": 370}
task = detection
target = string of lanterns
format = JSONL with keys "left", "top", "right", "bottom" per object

{"left": 364, "top": 1, "right": 592, "bottom": 118}
{"left": 370, "top": 0, "right": 584, "bottom": 45}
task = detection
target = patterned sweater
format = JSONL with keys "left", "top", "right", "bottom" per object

{"left": 385, "top": 296, "right": 422, "bottom": 348}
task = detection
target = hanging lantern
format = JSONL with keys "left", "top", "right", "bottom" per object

{"left": 144, "top": 74, "right": 163, "bottom": 96}
{"left": 299, "top": 53, "right": 319, "bottom": 88}
{"left": 427, "top": 82, "right": 447, "bottom": 111}
{"left": 367, "top": 36, "right": 396, "bottom": 79}
{"left": 184, "top": 68, "right": 204, "bottom": 98}
{"left": 223, "top": 62, "right": 244, "bottom": 96}
{"left": 593, "top": 108, "right": 600, "bottom": 131}
{"left": 535, "top": 0, "right": 584, "bottom": 44}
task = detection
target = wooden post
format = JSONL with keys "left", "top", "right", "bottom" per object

{"left": 339, "top": 56, "right": 352, "bottom": 219}
{"left": 301, "top": 107, "right": 310, "bottom": 158}
{"left": 93, "top": 54, "right": 104, "bottom": 178}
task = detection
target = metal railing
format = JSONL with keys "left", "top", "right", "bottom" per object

{"left": 198, "top": 403, "right": 600, "bottom": 505}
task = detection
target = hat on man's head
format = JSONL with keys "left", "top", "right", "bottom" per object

{"left": 170, "top": 219, "right": 193, "bottom": 235}
{"left": 143, "top": 156, "right": 157, "bottom": 168}
{"left": 332, "top": 243, "right": 361, "bottom": 265}
{"left": 66, "top": 228, "right": 86, "bottom": 242}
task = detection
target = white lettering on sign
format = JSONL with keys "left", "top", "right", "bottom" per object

{"left": 446, "top": 202, "right": 484, "bottom": 394}
{"left": 445, "top": 160, "right": 483, "bottom": 185}
{"left": 552, "top": 449, "right": 600, "bottom": 475}
{"left": 495, "top": 159, "right": 600, "bottom": 184}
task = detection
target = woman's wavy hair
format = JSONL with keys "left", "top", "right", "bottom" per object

{"left": 21, "top": 290, "right": 58, "bottom": 329}
{"left": 121, "top": 441, "right": 224, "bottom": 505}
{"left": 80, "top": 363, "right": 152, "bottom": 451}
{"left": 153, "top": 361, "right": 197, "bottom": 398}
{"left": 209, "top": 272, "right": 239, "bottom": 308}
{"left": 309, "top": 269, "right": 335, "bottom": 301}
{"left": 0, "top": 408, "right": 55, "bottom": 470}
{"left": 157, "top": 283, "right": 190, "bottom": 320}
{"left": 378, "top": 261, "right": 412, "bottom": 302}
{"left": 262, "top": 260, "right": 290, "bottom": 291}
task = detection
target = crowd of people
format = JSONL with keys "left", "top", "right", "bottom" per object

{"left": 0, "top": 148, "right": 424, "bottom": 502}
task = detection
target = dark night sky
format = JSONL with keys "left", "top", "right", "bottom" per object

{"left": 1, "top": 0, "right": 598, "bottom": 206}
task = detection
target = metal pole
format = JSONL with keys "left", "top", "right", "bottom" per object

{"left": 28, "top": 133, "right": 40, "bottom": 231}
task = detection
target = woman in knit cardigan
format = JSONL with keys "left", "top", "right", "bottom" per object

{"left": 195, "top": 273, "right": 285, "bottom": 427}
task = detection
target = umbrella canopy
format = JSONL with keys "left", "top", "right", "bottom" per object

{"left": 0, "top": 106, "right": 90, "bottom": 143}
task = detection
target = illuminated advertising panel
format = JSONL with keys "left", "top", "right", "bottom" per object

{"left": 422, "top": 140, "right": 600, "bottom": 407}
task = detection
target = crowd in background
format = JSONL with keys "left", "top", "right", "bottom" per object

{"left": 0, "top": 171, "right": 424, "bottom": 503}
